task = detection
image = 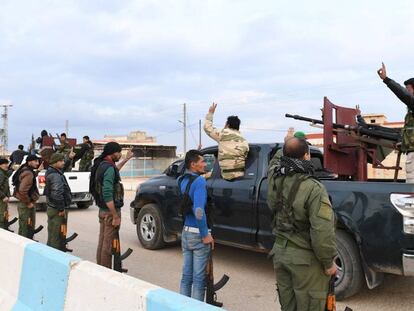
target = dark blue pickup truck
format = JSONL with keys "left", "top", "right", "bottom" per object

{"left": 130, "top": 143, "right": 414, "bottom": 299}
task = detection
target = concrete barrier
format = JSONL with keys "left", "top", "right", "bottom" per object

{"left": 0, "top": 229, "right": 224, "bottom": 311}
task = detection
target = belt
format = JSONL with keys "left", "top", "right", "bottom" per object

{"left": 183, "top": 226, "right": 211, "bottom": 234}
{"left": 222, "top": 168, "right": 245, "bottom": 173}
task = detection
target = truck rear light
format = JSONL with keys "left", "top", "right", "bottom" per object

{"left": 38, "top": 175, "right": 46, "bottom": 188}
{"left": 390, "top": 193, "right": 414, "bottom": 234}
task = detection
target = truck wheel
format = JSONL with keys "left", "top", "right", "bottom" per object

{"left": 136, "top": 204, "right": 165, "bottom": 250}
{"left": 77, "top": 201, "right": 92, "bottom": 209}
{"left": 335, "top": 230, "right": 364, "bottom": 300}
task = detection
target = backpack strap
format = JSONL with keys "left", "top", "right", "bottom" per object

{"left": 178, "top": 174, "right": 198, "bottom": 195}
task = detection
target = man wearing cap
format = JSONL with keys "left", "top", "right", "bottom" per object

{"left": 91, "top": 142, "right": 133, "bottom": 268}
{"left": 13, "top": 155, "right": 40, "bottom": 237}
{"left": 268, "top": 131, "right": 309, "bottom": 175}
{"left": 378, "top": 63, "right": 414, "bottom": 182}
{"left": 44, "top": 153, "right": 72, "bottom": 250}
{"left": 0, "top": 158, "right": 11, "bottom": 229}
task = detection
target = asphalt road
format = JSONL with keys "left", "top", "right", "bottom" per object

{"left": 6, "top": 194, "right": 414, "bottom": 311}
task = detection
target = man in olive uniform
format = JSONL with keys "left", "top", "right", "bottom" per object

{"left": 14, "top": 155, "right": 40, "bottom": 238}
{"left": 203, "top": 103, "right": 249, "bottom": 180}
{"left": 267, "top": 138, "right": 337, "bottom": 311}
{"left": 74, "top": 135, "right": 94, "bottom": 172}
{"left": 268, "top": 131, "right": 309, "bottom": 175}
{"left": 0, "top": 158, "right": 11, "bottom": 229}
{"left": 378, "top": 63, "right": 414, "bottom": 182}
{"left": 57, "top": 133, "right": 76, "bottom": 172}
{"left": 44, "top": 153, "right": 72, "bottom": 250}
{"left": 90, "top": 142, "right": 133, "bottom": 268}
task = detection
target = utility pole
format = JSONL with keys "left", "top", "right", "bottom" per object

{"left": 65, "top": 120, "right": 69, "bottom": 136}
{"left": 0, "top": 104, "right": 12, "bottom": 155}
{"left": 198, "top": 119, "right": 202, "bottom": 149}
{"left": 183, "top": 103, "right": 187, "bottom": 154}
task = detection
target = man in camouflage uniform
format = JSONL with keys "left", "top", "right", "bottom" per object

{"left": 0, "top": 158, "right": 11, "bottom": 229}
{"left": 267, "top": 138, "right": 337, "bottom": 311}
{"left": 74, "top": 135, "right": 95, "bottom": 172}
{"left": 203, "top": 103, "right": 249, "bottom": 180}
{"left": 57, "top": 133, "right": 75, "bottom": 172}
{"left": 378, "top": 63, "right": 414, "bottom": 182}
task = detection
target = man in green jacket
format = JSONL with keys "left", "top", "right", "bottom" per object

{"left": 267, "top": 138, "right": 337, "bottom": 311}
{"left": 91, "top": 142, "right": 133, "bottom": 268}
{"left": 0, "top": 158, "right": 11, "bottom": 229}
{"left": 378, "top": 63, "right": 414, "bottom": 182}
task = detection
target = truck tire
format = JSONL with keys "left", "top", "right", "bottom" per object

{"left": 77, "top": 201, "right": 92, "bottom": 209}
{"left": 136, "top": 204, "right": 165, "bottom": 250}
{"left": 335, "top": 230, "right": 364, "bottom": 300}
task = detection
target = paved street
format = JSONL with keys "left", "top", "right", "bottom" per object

{"left": 6, "top": 193, "right": 414, "bottom": 311}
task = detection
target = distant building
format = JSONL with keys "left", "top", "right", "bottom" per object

{"left": 304, "top": 114, "right": 405, "bottom": 180}
{"left": 93, "top": 130, "right": 177, "bottom": 177}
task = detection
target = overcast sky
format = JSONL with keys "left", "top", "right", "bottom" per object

{"left": 1, "top": 0, "right": 413, "bottom": 153}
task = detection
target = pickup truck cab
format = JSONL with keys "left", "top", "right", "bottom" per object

{"left": 130, "top": 143, "right": 414, "bottom": 299}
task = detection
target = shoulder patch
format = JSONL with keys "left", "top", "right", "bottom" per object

{"left": 317, "top": 198, "right": 333, "bottom": 221}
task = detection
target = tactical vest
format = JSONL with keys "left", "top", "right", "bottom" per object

{"left": 402, "top": 111, "right": 414, "bottom": 153}
{"left": 271, "top": 174, "right": 312, "bottom": 233}
{"left": 178, "top": 174, "right": 212, "bottom": 228}
{"left": 94, "top": 161, "right": 124, "bottom": 209}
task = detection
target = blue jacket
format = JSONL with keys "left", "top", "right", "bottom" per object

{"left": 178, "top": 172, "right": 209, "bottom": 238}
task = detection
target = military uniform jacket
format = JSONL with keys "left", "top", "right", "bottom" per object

{"left": 204, "top": 112, "right": 249, "bottom": 180}
{"left": 267, "top": 171, "right": 337, "bottom": 270}
{"left": 384, "top": 77, "right": 414, "bottom": 153}
{"left": 0, "top": 168, "right": 10, "bottom": 200}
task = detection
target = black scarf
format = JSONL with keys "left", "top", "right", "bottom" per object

{"left": 275, "top": 156, "right": 315, "bottom": 177}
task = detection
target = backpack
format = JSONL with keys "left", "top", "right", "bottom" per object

{"left": 178, "top": 174, "right": 198, "bottom": 219}
{"left": 89, "top": 157, "right": 103, "bottom": 203}
{"left": 271, "top": 174, "right": 312, "bottom": 233}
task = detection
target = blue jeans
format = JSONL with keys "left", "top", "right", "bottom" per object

{"left": 180, "top": 230, "right": 211, "bottom": 301}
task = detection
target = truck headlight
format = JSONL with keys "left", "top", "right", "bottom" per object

{"left": 390, "top": 193, "right": 414, "bottom": 234}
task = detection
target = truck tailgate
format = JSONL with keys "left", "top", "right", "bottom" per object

{"left": 64, "top": 172, "right": 90, "bottom": 193}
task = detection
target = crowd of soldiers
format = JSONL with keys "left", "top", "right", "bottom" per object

{"left": 1, "top": 62, "right": 413, "bottom": 310}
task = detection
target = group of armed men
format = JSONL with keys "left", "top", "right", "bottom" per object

{"left": 0, "top": 63, "right": 413, "bottom": 310}
{"left": 178, "top": 64, "right": 414, "bottom": 310}
{"left": 0, "top": 133, "right": 135, "bottom": 271}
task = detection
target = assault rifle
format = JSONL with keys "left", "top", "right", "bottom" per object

{"left": 285, "top": 114, "right": 401, "bottom": 143}
{"left": 59, "top": 212, "right": 78, "bottom": 252}
{"left": 28, "top": 214, "right": 43, "bottom": 240}
{"left": 112, "top": 228, "right": 133, "bottom": 273}
{"left": 206, "top": 250, "right": 230, "bottom": 307}
{"left": 326, "top": 276, "right": 353, "bottom": 311}
{"left": 3, "top": 211, "right": 17, "bottom": 232}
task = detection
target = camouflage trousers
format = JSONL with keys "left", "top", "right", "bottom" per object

{"left": 406, "top": 152, "right": 414, "bottom": 183}
{"left": 17, "top": 202, "right": 36, "bottom": 238}
{"left": 272, "top": 238, "right": 330, "bottom": 311}
{"left": 79, "top": 160, "right": 92, "bottom": 172}
{"left": 47, "top": 207, "right": 66, "bottom": 250}
{"left": 0, "top": 200, "right": 8, "bottom": 229}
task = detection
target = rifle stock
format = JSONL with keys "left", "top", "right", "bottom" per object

{"left": 28, "top": 215, "right": 43, "bottom": 240}
{"left": 59, "top": 212, "right": 78, "bottom": 252}
{"left": 206, "top": 250, "right": 229, "bottom": 307}
{"left": 112, "top": 229, "right": 133, "bottom": 273}
{"left": 4, "top": 212, "right": 18, "bottom": 232}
